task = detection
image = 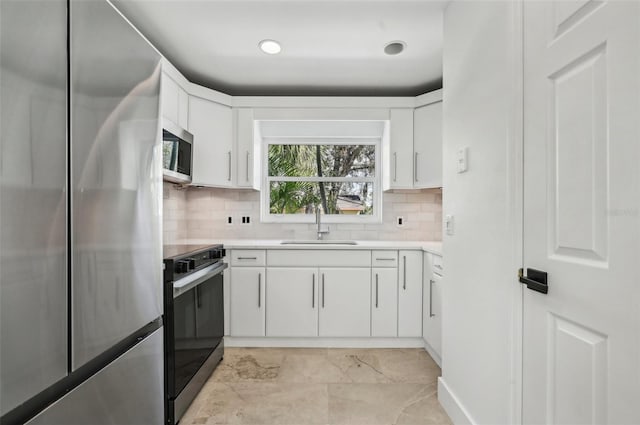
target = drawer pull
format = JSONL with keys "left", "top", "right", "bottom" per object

{"left": 375, "top": 258, "right": 395, "bottom": 261}
{"left": 393, "top": 152, "right": 398, "bottom": 182}
{"left": 429, "top": 279, "right": 435, "bottom": 317}
{"left": 237, "top": 256, "right": 258, "bottom": 260}
{"left": 403, "top": 256, "right": 407, "bottom": 290}
{"left": 246, "top": 151, "right": 250, "bottom": 182}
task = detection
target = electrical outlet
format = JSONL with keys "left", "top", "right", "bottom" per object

{"left": 226, "top": 216, "right": 233, "bottom": 225}
{"left": 240, "top": 216, "right": 252, "bottom": 225}
{"left": 396, "top": 216, "right": 405, "bottom": 227}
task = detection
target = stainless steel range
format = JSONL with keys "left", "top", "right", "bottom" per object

{"left": 163, "top": 244, "right": 227, "bottom": 424}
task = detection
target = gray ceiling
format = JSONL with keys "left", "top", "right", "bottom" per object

{"left": 112, "top": 0, "right": 446, "bottom": 96}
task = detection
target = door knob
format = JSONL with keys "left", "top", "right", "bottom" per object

{"left": 519, "top": 268, "right": 548, "bottom": 294}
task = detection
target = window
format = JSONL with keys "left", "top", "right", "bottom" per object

{"left": 261, "top": 140, "right": 381, "bottom": 223}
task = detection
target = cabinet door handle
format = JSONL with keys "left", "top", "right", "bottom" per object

{"left": 237, "top": 256, "right": 257, "bottom": 260}
{"left": 312, "top": 274, "right": 315, "bottom": 308}
{"left": 414, "top": 152, "right": 418, "bottom": 182}
{"left": 429, "top": 279, "right": 435, "bottom": 317}
{"left": 322, "top": 273, "right": 325, "bottom": 308}
{"left": 246, "top": 151, "right": 250, "bottom": 182}
{"left": 403, "top": 256, "right": 407, "bottom": 290}
{"left": 258, "top": 273, "right": 261, "bottom": 308}
{"left": 227, "top": 151, "right": 232, "bottom": 181}
{"left": 375, "top": 273, "right": 379, "bottom": 308}
{"left": 196, "top": 285, "right": 201, "bottom": 308}
{"left": 393, "top": 152, "right": 398, "bottom": 182}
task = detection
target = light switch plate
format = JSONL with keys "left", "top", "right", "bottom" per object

{"left": 457, "top": 147, "right": 468, "bottom": 173}
{"left": 445, "top": 214, "right": 455, "bottom": 235}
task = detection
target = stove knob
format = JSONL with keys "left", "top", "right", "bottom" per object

{"left": 186, "top": 258, "right": 196, "bottom": 270}
{"left": 176, "top": 260, "right": 189, "bottom": 273}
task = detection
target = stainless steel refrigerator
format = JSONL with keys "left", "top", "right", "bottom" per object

{"left": 1, "top": 0, "right": 164, "bottom": 423}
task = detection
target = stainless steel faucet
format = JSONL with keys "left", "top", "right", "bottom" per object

{"left": 316, "top": 206, "right": 330, "bottom": 240}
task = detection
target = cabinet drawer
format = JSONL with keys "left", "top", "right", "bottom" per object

{"left": 268, "top": 250, "right": 370, "bottom": 267}
{"left": 230, "top": 250, "right": 266, "bottom": 267}
{"left": 371, "top": 251, "right": 398, "bottom": 267}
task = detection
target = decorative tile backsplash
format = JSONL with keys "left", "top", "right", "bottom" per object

{"left": 163, "top": 183, "right": 442, "bottom": 243}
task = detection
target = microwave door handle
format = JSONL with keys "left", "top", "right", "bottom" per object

{"left": 171, "top": 141, "right": 179, "bottom": 171}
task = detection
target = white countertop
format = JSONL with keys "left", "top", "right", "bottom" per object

{"left": 185, "top": 239, "right": 442, "bottom": 256}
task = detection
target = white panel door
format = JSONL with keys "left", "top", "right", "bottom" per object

{"left": 413, "top": 101, "right": 443, "bottom": 188}
{"left": 398, "top": 250, "right": 423, "bottom": 337}
{"left": 266, "top": 268, "right": 318, "bottom": 337}
{"left": 189, "top": 96, "right": 234, "bottom": 187}
{"left": 318, "top": 268, "right": 370, "bottom": 337}
{"left": 230, "top": 267, "right": 265, "bottom": 336}
{"left": 371, "top": 268, "right": 398, "bottom": 337}
{"left": 523, "top": 2, "right": 640, "bottom": 424}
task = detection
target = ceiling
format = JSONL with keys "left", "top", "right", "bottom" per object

{"left": 112, "top": 0, "right": 446, "bottom": 97}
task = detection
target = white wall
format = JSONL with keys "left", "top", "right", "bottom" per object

{"left": 439, "top": 1, "right": 520, "bottom": 424}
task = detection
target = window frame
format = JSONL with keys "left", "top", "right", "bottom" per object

{"left": 260, "top": 137, "right": 382, "bottom": 224}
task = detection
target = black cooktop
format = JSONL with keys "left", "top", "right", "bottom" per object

{"left": 163, "top": 244, "right": 223, "bottom": 260}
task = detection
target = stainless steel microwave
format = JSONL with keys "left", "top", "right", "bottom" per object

{"left": 162, "top": 120, "right": 193, "bottom": 184}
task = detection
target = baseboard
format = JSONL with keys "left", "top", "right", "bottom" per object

{"left": 423, "top": 340, "right": 441, "bottom": 367}
{"left": 438, "top": 377, "right": 476, "bottom": 425}
{"left": 224, "top": 336, "right": 425, "bottom": 348}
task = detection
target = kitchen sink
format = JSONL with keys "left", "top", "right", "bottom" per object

{"left": 280, "top": 240, "right": 358, "bottom": 245}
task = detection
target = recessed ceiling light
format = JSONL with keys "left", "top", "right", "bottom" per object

{"left": 259, "top": 39, "right": 281, "bottom": 55}
{"left": 384, "top": 41, "right": 406, "bottom": 55}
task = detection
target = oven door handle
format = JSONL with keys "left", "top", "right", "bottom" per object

{"left": 173, "top": 262, "right": 228, "bottom": 299}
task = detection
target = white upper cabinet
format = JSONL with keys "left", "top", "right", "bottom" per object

{"left": 388, "top": 108, "right": 415, "bottom": 189}
{"left": 189, "top": 96, "right": 234, "bottom": 187}
{"left": 384, "top": 90, "right": 443, "bottom": 191}
{"left": 234, "top": 108, "right": 260, "bottom": 189}
{"left": 413, "top": 101, "right": 442, "bottom": 188}
{"left": 161, "top": 72, "right": 189, "bottom": 129}
{"left": 177, "top": 89, "right": 189, "bottom": 130}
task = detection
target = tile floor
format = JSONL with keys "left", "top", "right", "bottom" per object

{"left": 180, "top": 348, "right": 452, "bottom": 425}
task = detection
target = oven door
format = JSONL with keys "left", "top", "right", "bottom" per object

{"left": 167, "top": 262, "right": 226, "bottom": 401}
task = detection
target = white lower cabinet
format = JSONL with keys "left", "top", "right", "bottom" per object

{"left": 430, "top": 273, "right": 442, "bottom": 355}
{"left": 371, "top": 268, "right": 398, "bottom": 337}
{"left": 266, "top": 268, "right": 318, "bottom": 337}
{"left": 423, "top": 252, "right": 443, "bottom": 364}
{"left": 398, "top": 250, "right": 423, "bottom": 337}
{"left": 318, "top": 268, "right": 371, "bottom": 337}
{"left": 228, "top": 248, "right": 431, "bottom": 342}
{"left": 230, "top": 267, "right": 265, "bottom": 336}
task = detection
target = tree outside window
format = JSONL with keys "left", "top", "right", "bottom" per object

{"left": 263, "top": 141, "right": 380, "bottom": 223}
